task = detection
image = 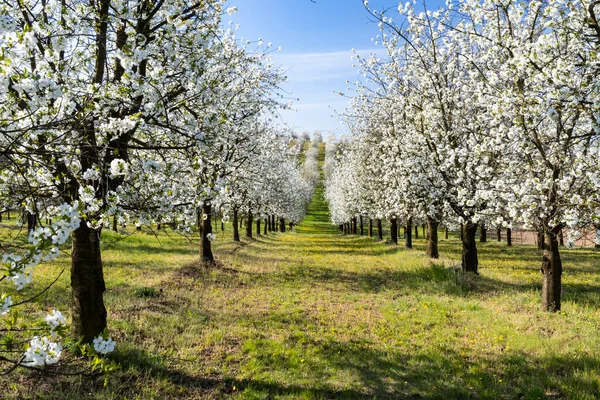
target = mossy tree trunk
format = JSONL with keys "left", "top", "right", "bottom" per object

{"left": 541, "top": 226, "right": 563, "bottom": 312}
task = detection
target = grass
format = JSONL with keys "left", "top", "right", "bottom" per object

{"left": 1, "top": 147, "right": 600, "bottom": 398}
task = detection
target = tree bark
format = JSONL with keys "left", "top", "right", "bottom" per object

{"left": 246, "top": 208, "right": 253, "bottom": 238}
{"left": 359, "top": 216, "right": 364, "bottom": 235}
{"left": 232, "top": 208, "right": 240, "bottom": 242}
{"left": 200, "top": 203, "right": 214, "bottom": 263}
{"left": 559, "top": 229, "right": 564, "bottom": 246}
{"left": 414, "top": 224, "right": 418, "bottom": 239}
{"left": 426, "top": 216, "right": 439, "bottom": 258}
{"left": 541, "top": 227, "right": 563, "bottom": 312}
{"left": 422, "top": 224, "right": 426, "bottom": 238}
{"left": 496, "top": 226, "right": 501, "bottom": 242}
{"left": 377, "top": 219, "right": 383, "bottom": 240}
{"left": 444, "top": 226, "right": 448, "bottom": 240}
{"left": 461, "top": 222, "right": 478, "bottom": 273}
{"left": 480, "top": 222, "right": 487, "bottom": 243}
{"left": 405, "top": 217, "right": 413, "bottom": 249}
{"left": 112, "top": 216, "right": 118, "bottom": 232}
{"left": 537, "top": 229, "right": 544, "bottom": 251}
{"left": 352, "top": 216, "right": 357, "bottom": 234}
{"left": 279, "top": 218, "right": 285, "bottom": 233}
{"left": 368, "top": 219, "right": 373, "bottom": 237}
{"left": 506, "top": 228, "right": 512, "bottom": 247}
{"left": 71, "top": 220, "right": 107, "bottom": 343}
{"left": 264, "top": 218, "right": 267, "bottom": 235}
{"left": 256, "top": 218, "right": 261, "bottom": 236}
{"left": 390, "top": 218, "right": 398, "bottom": 245}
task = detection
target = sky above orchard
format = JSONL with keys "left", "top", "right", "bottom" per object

{"left": 229, "top": 0, "right": 446, "bottom": 136}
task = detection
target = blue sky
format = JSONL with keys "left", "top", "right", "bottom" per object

{"left": 228, "top": 0, "right": 446, "bottom": 135}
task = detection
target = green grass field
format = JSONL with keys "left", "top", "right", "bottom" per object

{"left": 1, "top": 150, "right": 600, "bottom": 399}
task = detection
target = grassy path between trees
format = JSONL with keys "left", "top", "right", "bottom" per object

{"left": 2, "top": 152, "right": 600, "bottom": 399}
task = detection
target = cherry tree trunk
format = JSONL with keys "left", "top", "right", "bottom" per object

{"left": 537, "top": 229, "right": 544, "bottom": 251}
{"left": 71, "top": 221, "right": 107, "bottom": 343}
{"left": 405, "top": 217, "right": 413, "bottom": 249}
{"left": 444, "top": 226, "right": 448, "bottom": 240}
{"left": 27, "top": 211, "right": 37, "bottom": 233}
{"left": 559, "top": 229, "right": 564, "bottom": 246}
{"left": 232, "top": 208, "right": 240, "bottom": 242}
{"left": 279, "top": 218, "right": 285, "bottom": 233}
{"left": 506, "top": 228, "right": 512, "bottom": 247}
{"left": 271, "top": 215, "right": 276, "bottom": 232}
{"left": 359, "top": 216, "right": 364, "bottom": 235}
{"left": 246, "top": 209, "right": 253, "bottom": 238}
{"left": 112, "top": 216, "right": 117, "bottom": 232}
{"left": 496, "top": 226, "right": 501, "bottom": 242}
{"left": 480, "top": 222, "right": 487, "bottom": 243}
{"left": 426, "top": 216, "right": 439, "bottom": 259}
{"left": 264, "top": 218, "right": 267, "bottom": 235}
{"left": 377, "top": 219, "right": 383, "bottom": 240}
{"left": 200, "top": 203, "right": 214, "bottom": 263}
{"left": 461, "top": 222, "right": 478, "bottom": 274}
{"left": 256, "top": 218, "right": 261, "bottom": 236}
{"left": 368, "top": 218, "right": 373, "bottom": 237}
{"left": 414, "top": 225, "right": 418, "bottom": 239}
{"left": 422, "top": 224, "right": 426, "bottom": 238}
{"left": 390, "top": 218, "right": 398, "bottom": 245}
{"left": 352, "top": 217, "right": 357, "bottom": 234}
{"left": 541, "top": 228, "right": 563, "bottom": 312}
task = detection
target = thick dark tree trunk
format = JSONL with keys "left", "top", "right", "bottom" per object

{"left": 71, "top": 221, "right": 107, "bottom": 343}
{"left": 112, "top": 216, "right": 117, "bottom": 232}
{"left": 369, "top": 219, "right": 373, "bottom": 237}
{"left": 280, "top": 218, "right": 285, "bottom": 233}
{"left": 506, "top": 228, "right": 512, "bottom": 247}
{"left": 444, "top": 226, "right": 448, "bottom": 240}
{"left": 271, "top": 215, "right": 276, "bottom": 232}
{"left": 200, "top": 203, "right": 214, "bottom": 263}
{"left": 377, "top": 219, "right": 383, "bottom": 240}
{"left": 390, "top": 218, "right": 398, "bottom": 245}
{"left": 221, "top": 220, "right": 224, "bottom": 232}
{"left": 359, "top": 216, "right": 364, "bottom": 235}
{"left": 537, "top": 229, "right": 544, "bottom": 251}
{"left": 289, "top": 222, "right": 293, "bottom": 230}
{"left": 27, "top": 211, "right": 37, "bottom": 234}
{"left": 480, "top": 222, "right": 487, "bottom": 243}
{"left": 264, "top": 218, "right": 268, "bottom": 235}
{"left": 256, "top": 218, "right": 261, "bottom": 236}
{"left": 352, "top": 217, "right": 357, "bottom": 234}
{"left": 232, "top": 208, "right": 240, "bottom": 242}
{"left": 496, "top": 226, "right": 502, "bottom": 242}
{"left": 339, "top": 224, "right": 343, "bottom": 233}
{"left": 541, "top": 227, "right": 563, "bottom": 312}
{"left": 422, "top": 224, "right": 426, "bottom": 238}
{"left": 461, "top": 222, "right": 478, "bottom": 273}
{"left": 405, "top": 217, "right": 413, "bottom": 249}
{"left": 414, "top": 225, "right": 418, "bottom": 239}
{"left": 595, "top": 226, "right": 600, "bottom": 250}
{"left": 246, "top": 209, "right": 253, "bottom": 238}
{"left": 426, "top": 216, "right": 439, "bottom": 259}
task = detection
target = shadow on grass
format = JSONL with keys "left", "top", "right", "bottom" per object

{"left": 96, "top": 336, "right": 600, "bottom": 399}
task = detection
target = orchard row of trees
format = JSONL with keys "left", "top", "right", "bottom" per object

{"left": 0, "top": 0, "right": 314, "bottom": 372}
{"left": 326, "top": 0, "right": 600, "bottom": 312}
